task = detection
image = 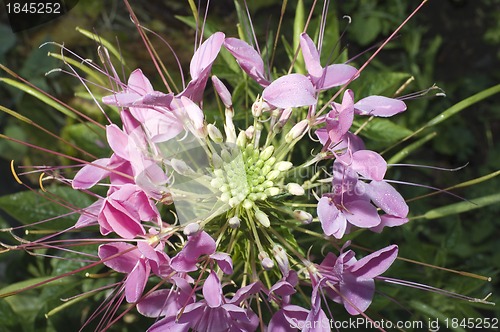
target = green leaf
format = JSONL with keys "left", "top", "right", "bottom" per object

{"left": 351, "top": 71, "right": 412, "bottom": 97}
{"left": 60, "top": 122, "right": 108, "bottom": 158}
{"left": 0, "top": 24, "right": 17, "bottom": 61}
{"left": 352, "top": 15, "right": 382, "bottom": 46}
{"left": 0, "top": 78, "right": 77, "bottom": 119}
{"left": 426, "top": 83, "right": 500, "bottom": 128}
{"left": 293, "top": 0, "right": 305, "bottom": 74}
{"left": 75, "top": 27, "right": 125, "bottom": 66}
{"left": 424, "top": 193, "right": 500, "bottom": 220}
{"left": 387, "top": 132, "right": 436, "bottom": 164}
{"left": 354, "top": 118, "right": 412, "bottom": 144}
{"left": 0, "top": 124, "right": 28, "bottom": 159}
{"left": 410, "top": 300, "right": 467, "bottom": 332}
{"left": 0, "top": 186, "right": 93, "bottom": 230}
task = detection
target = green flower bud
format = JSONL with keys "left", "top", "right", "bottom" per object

{"left": 260, "top": 146, "right": 274, "bottom": 161}
{"left": 266, "top": 170, "right": 281, "bottom": 181}
{"left": 287, "top": 183, "right": 305, "bottom": 196}
{"left": 265, "top": 187, "right": 280, "bottom": 196}
{"left": 207, "top": 123, "right": 224, "bottom": 143}
{"left": 212, "top": 153, "right": 223, "bottom": 169}
{"left": 275, "top": 161, "right": 293, "bottom": 172}
{"left": 236, "top": 130, "right": 247, "bottom": 147}
{"left": 242, "top": 199, "right": 254, "bottom": 209}
{"left": 255, "top": 209, "right": 270, "bottom": 227}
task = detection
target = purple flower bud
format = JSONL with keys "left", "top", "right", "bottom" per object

{"left": 259, "top": 251, "right": 274, "bottom": 270}
{"left": 293, "top": 210, "right": 313, "bottom": 224}
{"left": 228, "top": 216, "right": 240, "bottom": 229}
{"left": 212, "top": 75, "right": 232, "bottom": 108}
{"left": 285, "top": 119, "right": 309, "bottom": 143}
{"left": 183, "top": 222, "right": 200, "bottom": 236}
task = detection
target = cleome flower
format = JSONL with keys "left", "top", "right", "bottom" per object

{"left": 0, "top": 1, "right": 494, "bottom": 331}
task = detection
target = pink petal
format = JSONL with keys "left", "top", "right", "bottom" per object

{"left": 334, "top": 132, "right": 366, "bottom": 153}
{"left": 100, "top": 201, "right": 146, "bottom": 239}
{"left": 177, "top": 302, "right": 204, "bottom": 325}
{"left": 355, "top": 96, "right": 407, "bottom": 117}
{"left": 203, "top": 271, "right": 223, "bottom": 308}
{"left": 98, "top": 242, "right": 140, "bottom": 273}
{"left": 125, "top": 260, "right": 150, "bottom": 303}
{"left": 315, "top": 127, "right": 329, "bottom": 146}
{"left": 317, "top": 196, "right": 347, "bottom": 238}
{"left": 370, "top": 214, "right": 409, "bottom": 233}
{"left": 75, "top": 199, "right": 103, "bottom": 228}
{"left": 366, "top": 181, "right": 409, "bottom": 217}
{"left": 137, "top": 289, "right": 177, "bottom": 318}
{"left": 326, "top": 90, "right": 354, "bottom": 142}
{"left": 72, "top": 158, "right": 110, "bottom": 189}
{"left": 343, "top": 200, "right": 381, "bottom": 228}
{"left": 262, "top": 73, "right": 316, "bottom": 108}
{"left": 270, "top": 280, "right": 296, "bottom": 297}
{"left": 351, "top": 150, "right": 387, "bottom": 181}
{"left": 138, "top": 91, "right": 173, "bottom": 107}
{"left": 304, "top": 286, "right": 331, "bottom": 332}
{"left": 223, "top": 37, "right": 269, "bottom": 86}
{"left": 299, "top": 33, "right": 322, "bottom": 78}
{"left": 102, "top": 91, "right": 141, "bottom": 106}
{"left": 127, "top": 68, "right": 154, "bottom": 95}
{"left": 340, "top": 276, "right": 375, "bottom": 315}
{"left": 229, "top": 281, "right": 262, "bottom": 305}
{"left": 210, "top": 252, "right": 233, "bottom": 275}
{"left": 268, "top": 309, "right": 297, "bottom": 332}
{"left": 147, "top": 316, "right": 190, "bottom": 332}
{"left": 142, "top": 110, "right": 183, "bottom": 143}
{"left": 170, "top": 231, "right": 216, "bottom": 272}
{"left": 315, "top": 64, "right": 358, "bottom": 90}
{"left": 350, "top": 244, "right": 398, "bottom": 279}
{"left": 190, "top": 32, "right": 225, "bottom": 80}
{"left": 106, "top": 124, "right": 129, "bottom": 160}
{"left": 170, "top": 97, "right": 205, "bottom": 136}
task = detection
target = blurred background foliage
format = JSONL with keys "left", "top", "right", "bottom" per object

{"left": 0, "top": 0, "right": 499, "bottom": 330}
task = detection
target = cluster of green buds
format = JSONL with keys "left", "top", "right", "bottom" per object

{"left": 209, "top": 136, "right": 302, "bottom": 228}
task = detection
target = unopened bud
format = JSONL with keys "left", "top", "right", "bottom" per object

{"left": 258, "top": 251, "right": 274, "bottom": 270}
{"left": 275, "top": 161, "right": 293, "bottom": 172}
{"left": 212, "top": 75, "right": 232, "bottom": 108}
{"left": 207, "top": 124, "right": 224, "bottom": 143}
{"left": 236, "top": 130, "right": 247, "bottom": 147}
{"left": 252, "top": 97, "right": 264, "bottom": 117}
{"left": 261, "top": 257, "right": 274, "bottom": 270}
{"left": 228, "top": 216, "right": 240, "bottom": 229}
{"left": 171, "top": 158, "right": 196, "bottom": 176}
{"left": 245, "top": 126, "right": 255, "bottom": 140}
{"left": 266, "top": 170, "right": 281, "bottom": 181}
{"left": 293, "top": 210, "right": 313, "bottom": 224}
{"left": 287, "top": 183, "right": 305, "bottom": 196}
{"left": 242, "top": 199, "right": 254, "bottom": 209}
{"left": 183, "top": 222, "right": 200, "bottom": 236}
{"left": 278, "top": 107, "right": 293, "bottom": 126}
{"left": 265, "top": 187, "right": 280, "bottom": 196}
{"left": 221, "top": 149, "right": 233, "bottom": 163}
{"left": 255, "top": 209, "right": 270, "bottom": 227}
{"left": 285, "top": 119, "right": 309, "bottom": 143}
{"left": 260, "top": 146, "right": 274, "bottom": 161}
{"left": 212, "top": 153, "right": 223, "bottom": 169}
{"left": 272, "top": 244, "right": 290, "bottom": 277}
